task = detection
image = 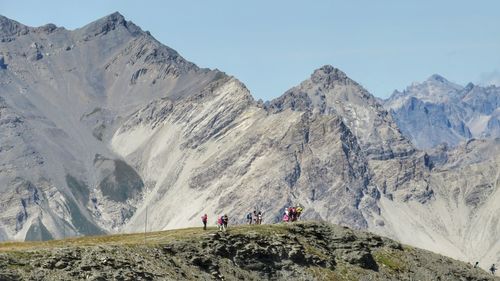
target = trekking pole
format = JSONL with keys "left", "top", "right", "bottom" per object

{"left": 60, "top": 195, "right": 65, "bottom": 244}
{"left": 63, "top": 210, "right": 65, "bottom": 240}
{"left": 144, "top": 206, "right": 148, "bottom": 245}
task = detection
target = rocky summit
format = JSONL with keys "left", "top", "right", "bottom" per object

{"left": 0, "top": 12, "right": 500, "bottom": 275}
{"left": 0, "top": 222, "right": 498, "bottom": 281}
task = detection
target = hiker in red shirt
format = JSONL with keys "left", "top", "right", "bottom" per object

{"left": 201, "top": 214, "right": 208, "bottom": 230}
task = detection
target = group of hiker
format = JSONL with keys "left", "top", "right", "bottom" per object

{"left": 217, "top": 214, "right": 229, "bottom": 231}
{"left": 484, "top": 263, "right": 497, "bottom": 275}
{"left": 203, "top": 212, "right": 498, "bottom": 276}
{"left": 246, "top": 211, "right": 263, "bottom": 224}
{"left": 473, "top": 261, "right": 496, "bottom": 275}
{"left": 200, "top": 205, "right": 306, "bottom": 231}
{"left": 202, "top": 214, "right": 230, "bottom": 231}
{"left": 282, "top": 205, "right": 303, "bottom": 222}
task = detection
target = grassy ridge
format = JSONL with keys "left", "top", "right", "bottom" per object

{"left": 0, "top": 223, "right": 289, "bottom": 251}
{"left": 0, "top": 222, "right": 497, "bottom": 281}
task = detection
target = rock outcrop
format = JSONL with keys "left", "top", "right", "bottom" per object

{"left": 0, "top": 222, "right": 497, "bottom": 281}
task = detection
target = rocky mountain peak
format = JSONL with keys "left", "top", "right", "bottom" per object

{"left": 105, "top": 11, "right": 125, "bottom": 22}
{"left": 384, "top": 72, "right": 500, "bottom": 149}
{"left": 310, "top": 64, "right": 354, "bottom": 86}
{"left": 421, "top": 74, "right": 462, "bottom": 93}
{"left": 0, "top": 15, "right": 29, "bottom": 39}
{"left": 267, "top": 65, "right": 362, "bottom": 114}
{"left": 464, "top": 82, "right": 475, "bottom": 92}
{"left": 91, "top": 11, "right": 126, "bottom": 27}
{"left": 35, "top": 23, "right": 58, "bottom": 33}
{"left": 78, "top": 11, "right": 142, "bottom": 37}
{"left": 267, "top": 65, "right": 415, "bottom": 161}
{"left": 385, "top": 74, "right": 463, "bottom": 111}
{"left": 427, "top": 74, "right": 449, "bottom": 84}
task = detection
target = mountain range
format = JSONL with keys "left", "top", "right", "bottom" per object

{"left": 385, "top": 74, "right": 500, "bottom": 149}
{"left": 0, "top": 12, "right": 499, "bottom": 269}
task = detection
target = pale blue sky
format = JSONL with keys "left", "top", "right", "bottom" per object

{"left": 2, "top": 1, "right": 499, "bottom": 100}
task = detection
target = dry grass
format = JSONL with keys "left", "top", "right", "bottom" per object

{"left": 0, "top": 223, "right": 291, "bottom": 252}
{"left": 373, "top": 248, "right": 407, "bottom": 272}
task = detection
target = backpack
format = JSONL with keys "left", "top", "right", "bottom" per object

{"left": 247, "top": 213, "right": 252, "bottom": 219}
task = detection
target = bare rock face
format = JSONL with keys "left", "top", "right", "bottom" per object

{"left": 0, "top": 12, "right": 499, "bottom": 271}
{"left": 266, "top": 65, "right": 429, "bottom": 203}
{"left": 427, "top": 139, "right": 500, "bottom": 265}
{"left": 268, "top": 65, "right": 416, "bottom": 161}
{"left": 112, "top": 75, "right": 379, "bottom": 230}
{"left": 77, "top": 12, "right": 141, "bottom": 38}
{"left": 0, "top": 15, "right": 29, "bottom": 41}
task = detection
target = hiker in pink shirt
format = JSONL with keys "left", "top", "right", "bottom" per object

{"left": 201, "top": 214, "right": 208, "bottom": 230}
{"left": 217, "top": 216, "right": 223, "bottom": 231}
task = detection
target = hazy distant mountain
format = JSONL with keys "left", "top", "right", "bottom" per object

{"left": 385, "top": 75, "right": 500, "bottom": 149}
{"left": 1, "top": 12, "right": 499, "bottom": 270}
